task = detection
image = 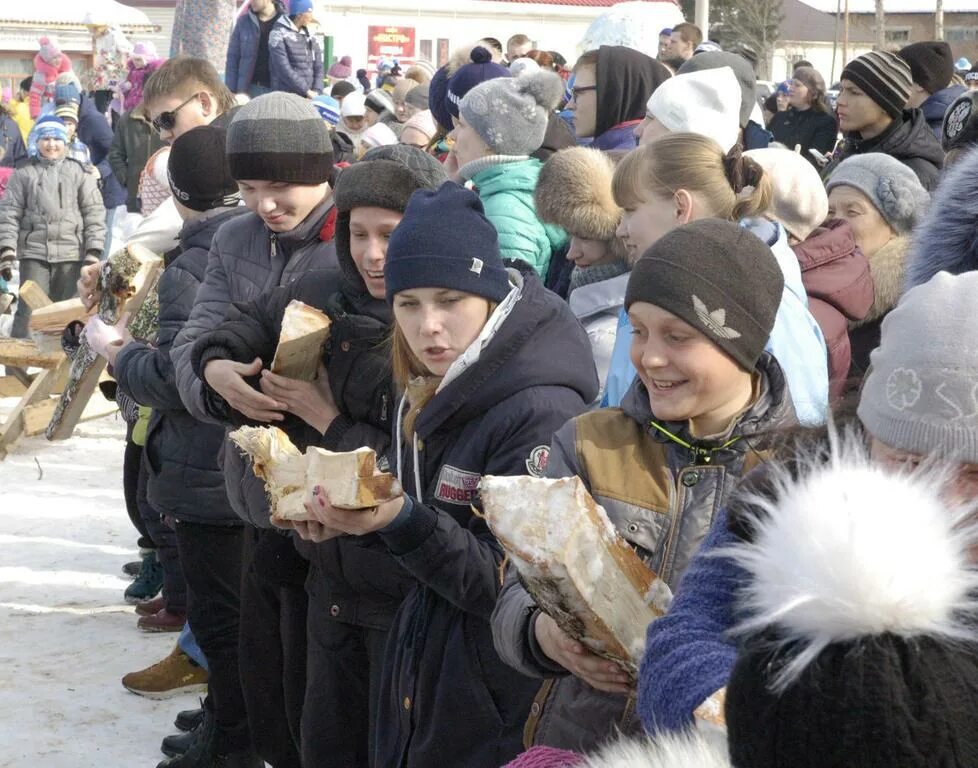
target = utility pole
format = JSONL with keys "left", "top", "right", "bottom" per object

{"left": 695, "top": 0, "right": 710, "bottom": 38}
{"left": 875, "top": 0, "right": 886, "bottom": 50}
{"left": 936, "top": 0, "right": 945, "bottom": 39}
{"left": 843, "top": 0, "right": 849, "bottom": 65}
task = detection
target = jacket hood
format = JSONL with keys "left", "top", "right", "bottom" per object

{"left": 178, "top": 207, "right": 248, "bottom": 254}
{"left": 906, "top": 143, "right": 978, "bottom": 290}
{"left": 847, "top": 109, "right": 945, "bottom": 168}
{"left": 741, "top": 218, "right": 807, "bottom": 305}
{"left": 568, "top": 270, "right": 628, "bottom": 322}
{"left": 469, "top": 157, "right": 542, "bottom": 195}
{"left": 853, "top": 235, "right": 909, "bottom": 326}
{"left": 535, "top": 146, "right": 623, "bottom": 243}
{"left": 793, "top": 218, "right": 875, "bottom": 322}
{"left": 620, "top": 351, "right": 796, "bottom": 451}
{"left": 923, "top": 84, "right": 967, "bottom": 123}
{"left": 414, "top": 262, "right": 599, "bottom": 437}
{"left": 273, "top": 195, "right": 333, "bottom": 255}
{"left": 595, "top": 46, "right": 671, "bottom": 138}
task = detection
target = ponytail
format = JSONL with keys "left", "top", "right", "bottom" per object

{"left": 612, "top": 132, "right": 773, "bottom": 223}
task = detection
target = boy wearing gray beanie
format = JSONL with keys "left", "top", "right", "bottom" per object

{"left": 451, "top": 70, "right": 568, "bottom": 278}
{"left": 168, "top": 89, "right": 339, "bottom": 768}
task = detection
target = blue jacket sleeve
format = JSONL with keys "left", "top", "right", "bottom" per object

{"left": 636, "top": 506, "right": 745, "bottom": 734}
{"left": 225, "top": 21, "right": 243, "bottom": 91}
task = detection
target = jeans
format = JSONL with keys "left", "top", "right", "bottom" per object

{"left": 178, "top": 622, "right": 209, "bottom": 671}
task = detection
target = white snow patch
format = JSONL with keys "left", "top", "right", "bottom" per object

{"left": 0, "top": 397, "right": 204, "bottom": 767}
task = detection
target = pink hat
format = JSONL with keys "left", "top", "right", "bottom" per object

{"left": 132, "top": 41, "right": 157, "bottom": 59}
{"left": 38, "top": 37, "right": 62, "bottom": 63}
{"left": 328, "top": 55, "right": 353, "bottom": 79}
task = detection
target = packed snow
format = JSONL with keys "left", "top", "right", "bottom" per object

{"left": 0, "top": 396, "right": 200, "bottom": 767}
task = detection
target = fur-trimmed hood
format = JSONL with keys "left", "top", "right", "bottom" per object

{"left": 581, "top": 729, "right": 731, "bottom": 768}
{"left": 905, "top": 143, "right": 978, "bottom": 291}
{"left": 535, "top": 146, "right": 629, "bottom": 262}
{"left": 852, "top": 235, "right": 909, "bottom": 327}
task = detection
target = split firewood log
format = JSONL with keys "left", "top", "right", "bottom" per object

{"left": 270, "top": 300, "right": 331, "bottom": 381}
{"left": 479, "top": 475, "right": 672, "bottom": 670}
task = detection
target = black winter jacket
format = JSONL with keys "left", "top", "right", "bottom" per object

{"left": 769, "top": 106, "right": 838, "bottom": 166}
{"left": 114, "top": 207, "right": 248, "bottom": 525}
{"left": 826, "top": 108, "right": 944, "bottom": 190}
{"left": 373, "top": 265, "right": 598, "bottom": 768}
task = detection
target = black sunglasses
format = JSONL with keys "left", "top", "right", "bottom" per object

{"left": 571, "top": 85, "right": 597, "bottom": 99}
{"left": 152, "top": 93, "right": 200, "bottom": 134}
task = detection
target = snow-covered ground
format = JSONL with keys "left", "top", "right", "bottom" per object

{"left": 0, "top": 400, "right": 200, "bottom": 768}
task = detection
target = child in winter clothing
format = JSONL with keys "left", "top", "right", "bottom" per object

{"left": 169, "top": 91, "right": 337, "bottom": 768}
{"left": 604, "top": 134, "right": 829, "bottom": 425}
{"left": 30, "top": 37, "right": 73, "bottom": 118}
{"left": 268, "top": 0, "right": 323, "bottom": 98}
{"left": 638, "top": 269, "right": 978, "bottom": 742}
{"left": 825, "top": 152, "right": 929, "bottom": 381}
{"left": 87, "top": 24, "right": 132, "bottom": 118}
{"left": 535, "top": 147, "right": 631, "bottom": 399}
{"left": 88, "top": 124, "right": 258, "bottom": 767}
{"left": 492, "top": 218, "right": 795, "bottom": 754}
{"left": 120, "top": 42, "right": 163, "bottom": 112}
{"left": 305, "top": 182, "right": 598, "bottom": 767}
{"left": 54, "top": 102, "right": 92, "bottom": 164}
{"left": 0, "top": 116, "right": 104, "bottom": 338}
{"left": 191, "top": 145, "right": 447, "bottom": 767}
{"left": 454, "top": 70, "right": 569, "bottom": 277}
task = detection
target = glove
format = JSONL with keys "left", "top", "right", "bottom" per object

{"left": 0, "top": 250, "right": 13, "bottom": 281}
{"left": 84, "top": 314, "right": 131, "bottom": 359}
{"left": 84, "top": 249, "right": 102, "bottom": 263}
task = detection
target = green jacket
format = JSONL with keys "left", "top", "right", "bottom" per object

{"left": 469, "top": 158, "right": 567, "bottom": 278}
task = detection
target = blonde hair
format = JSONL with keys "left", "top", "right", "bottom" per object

{"left": 612, "top": 133, "right": 773, "bottom": 222}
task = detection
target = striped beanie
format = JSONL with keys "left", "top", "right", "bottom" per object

{"left": 226, "top": 92, "right": 333, "bottom": 184}
{"left": 841, "top": 51, "right": 913, "bottom": 119}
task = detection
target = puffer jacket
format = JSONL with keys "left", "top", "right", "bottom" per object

{"left": 791, "top": 219, "right": 874, "bottom": 399}
{"left": 77, "top": 93, "right": 126, "bottom": 210}
{"left": 568, "top": 270, "right": 628, "bottom": 404}
{"left": 769, "top": 107, "right": 838, "bottom": 166}
{"left": 170, "top": 197, "right": 339, "bottom": 528}
{"left": 491, "top": 353, "right": 795, "bottom": 753}
{"left": 121, "top": 58, "right": 162, "bottom": 112}
{"left": 921, "top": 84, "right": 966, "bottom": 139}
{"left": 825, "top": 108, "right": 944, "bottom": 191}
{"left": 114, "top": 207, "right": 248, "bottom": 525}
{"left": 462, "top": 157, "right": 568, "bottom": 279}
{"left": 225, "top": 3, "right": 284, "bottom": 93}
{"left": 108, "top": 107, "right": 165, "bottom": 212}
{"left": 268, "top": 15, "right": 323, "bottom": 96}
{"left": 0, "top": 114, "right": 27, "bottom": 168}
{"left": 374, "top": 265, "right": 597, "bottom": 768}
{"left": 0, "top": 156, "right": 105, "bottom": 262}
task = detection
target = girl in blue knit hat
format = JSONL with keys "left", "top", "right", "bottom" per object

{"left": 304, "top": 182, "right": 598, "bottom": 767}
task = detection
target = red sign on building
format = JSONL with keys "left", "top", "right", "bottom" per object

{"left": 367, "top": 26, "right": 416, "bottom": 60}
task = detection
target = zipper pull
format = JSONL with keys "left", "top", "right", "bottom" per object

{"left": 381, "top": 392, "right": 389, "bottom": 423}
{"left": 270, "top": 233, "right": 278, "bottom": 258}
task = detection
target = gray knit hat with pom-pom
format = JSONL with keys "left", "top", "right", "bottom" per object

{"left": 825, "top": 152, "right": 929, "bottom": 235}
{"left": 459, "top": 70, "right": 565, "bottom": 156}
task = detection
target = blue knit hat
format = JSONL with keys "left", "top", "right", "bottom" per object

{"left": 289, "top": 0, "right": 312, "bottom": 13}
{"left": 312, "top": 94, "right": 341, "bottom": 126}
{"left": 29, "top": 115, "right": 68, "bottom": 156}
{"left": 384, "top": 182, "right": 511, "bottom": 304}
{"left": 445, "top": 47, "right": 510, "bottom": 121}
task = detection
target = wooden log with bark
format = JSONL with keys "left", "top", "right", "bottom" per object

{"left": 479, "top": 475, "right": 672, "bottom": 670}
{"left": 45, "top": 244, "right": 162, "bottom": 441}
{"left": 228, "top": 425, "right": 402, "bottom": 523}
{"left": 270, "top": 300, "right": 332, "bottom": 381}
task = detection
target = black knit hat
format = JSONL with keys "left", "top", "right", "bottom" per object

{"left": 333, "top": 146, "right": 447, "bottom": 292}
{"left": 384, "top": 183, "right": 510, "bottom": 304}
{"left": 899, "top": 40, "right": 954, "bottom": 95}
{"left": 226, "top": 92, "right": 333, "bottom": 184}
{"left": 624, "top": 219, "right": 783, "bottom": 371}
{"left": 331, "top": 80, "right": 356, "bottom": 100}
{"left": 841, "top": 51, "right": 913, "bottom": 119}
{"left": 168, "top": 125, "right": 240, "bottom": 212}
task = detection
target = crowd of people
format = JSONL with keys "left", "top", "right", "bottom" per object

{"left": 2, "top": 3, "right": 978, "bottom": 767}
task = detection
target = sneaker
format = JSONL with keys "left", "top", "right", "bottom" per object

{"left": 121, "top": 560, "right": 142, "bottom": 579}
{"left": 134, "top": 595, "right": 165, "bottom": 617}
{"left": 174, "top": 705, "right": 204, "bottom": 733}
{"left": 137, "top": 608, "right": 187, "bottom": 633}
{"left": 122, "top": 645, "right": 208, "bottom": 700}
{"left": 124, "top": 551, "right": 164, "bottom": 604}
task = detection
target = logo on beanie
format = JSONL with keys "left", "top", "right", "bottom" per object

{"left": 470, "top": 258, "right": 484, "bottom": 275}
{"left": 692, "top": 295, "right": 741, "bottom": 340}
{"left": 946, "top": 100, "right": 971, "bottom": 141}
{"left": 885, "top": 367, "right": 922, "bottom": 410}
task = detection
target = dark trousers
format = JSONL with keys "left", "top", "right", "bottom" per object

{"left": 174, "top": 520, "right": 251, "bottom": 753}
{"left": 239, "top": 529, "right": 308, "bottom": 768}
{"left": 138, "top": 451, "right": 187, "bottom": 613}
{"left": 302, "top": 583, "right": 389, "bottom": 768}
{"left": 122, "top": 433, "right": 151, "bottom": 545}
{"left": 11, "top": 260, "right": 82, "bottom": 338}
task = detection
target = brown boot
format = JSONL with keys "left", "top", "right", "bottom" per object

{"left": 134, "top": 595, "right": 165, "bottom": 617}
{"left": 122, "top": 645, "right": 208, "bottom": 700}
{"left": 137, "top": 608, "right": 187, "bottom": 632}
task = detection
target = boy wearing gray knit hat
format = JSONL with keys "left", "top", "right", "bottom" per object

{"left": 859, "top": 270, "right": 978, "bottom": 466}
